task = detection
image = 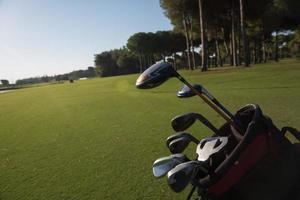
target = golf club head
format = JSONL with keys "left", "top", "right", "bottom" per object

{"left": 166, "top": 132, "right": 199, "bottom": 147}
{"left": 167, "top": 161, "right": 203, "bottom": 193}
{"left": 168, "top": 136, "right": 197, "bottom": 154}
{"left": 153, "top": 154, "right": 189, "bottom": 178}
{"left": 172, "top": 113, "right": 219, "bottom": 134}
{"left": 136, "top": 62, "right": 177, "bottom": 89}
{"left": 171, "top": 113, "right": 198, "bottom": 132}
{"left": 177, "top": 84, "right": 202, "bottom": 98}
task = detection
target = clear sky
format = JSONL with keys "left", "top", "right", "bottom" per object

{"left": 0, "top": 0, "right": 172, "bottom": 82}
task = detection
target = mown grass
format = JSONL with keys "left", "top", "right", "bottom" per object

{"left": 0, "top": 59, "right": 300, "bottom": 200}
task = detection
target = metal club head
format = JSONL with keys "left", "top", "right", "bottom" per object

{"left": 153, "top": 154, "right": 189, "bottom": 178}
{"left": 177, "top": 84, "right": 202, "bottom": 98}
{"left": 136, "top": 62, "right": 177, "bottom": 89}
{"left": 166, "top": 132, "right": 199, "bottom": 147}
{"left": 168, "top": 134, "right": 199, "bottom": 154}
{"left": 171, "top": 113, "right": 219, "bottom": 133}
{"left": 177, "top": 84, "right": 235, "bottom": 120}
{"left": 167, "top": 161, "right": 207, "bottom": 193}
{"left": 171, "top": 113, "right": 198, "bottom": 132}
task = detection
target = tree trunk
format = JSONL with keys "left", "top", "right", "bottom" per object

{"left": 254, "top": 40, "right": 257, "bottom": 63}
{"left": 237, "top": 39, "right": 241, "bottom": 65}
{"left": 199, "top": 0, "right": 208, "bottom": 71}
{"left": 239, "top": 0, "right": 250, "bottom": 66}
{"left": 257, "top": 38, "right": 262, "bottom": 63}
{"left": 173, "top": 53, "right": 177, "bottom": 70}
{"left": 144, "top": 55, "right": 147, "bottom": 69}
{"left": 215, "top": 29, "right": 222, "bottom": 67}
{"left": 183, "top": 15, "right": 192, "bottom": 70}
{"left": 274, "top": 30, "right": 279, "bottom": 62}
{"left": 262, "top": 41, "right": 266, "bottom": 63}
{"left": 253, "top": 49, "right": 256, "bottom": 64}
{"left": 237, "top": 13, "right": 241, "bottom": 66}
{"left": 139, "top": 54, "right": 143, "bottom": 73}
{"left": 216, "top": 38, "right": 223, "bottom": 67}
{"left": 141, "top": 54, "right": 145, "bottom": 71}
{"left": 231, "top": 3, "right": 237, "bottom": 66}
{"left": 221, "top": 28, "right": 230, "bottom": 62}
{"left": 190, "top": 19, "right": 196, "bottom": 70}
{"left": 229, "top": 33, "right": 234, "bottom": 66}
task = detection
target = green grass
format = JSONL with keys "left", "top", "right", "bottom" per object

{"left": 0, "top": 59, "right": 300, "bottom": 200}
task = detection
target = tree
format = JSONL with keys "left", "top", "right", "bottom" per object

{"left": 117, "top": 51, "right": 139, "bottom": 74}
{"left": 86, "top": 67, "right": 96, "bottom": 77}
{"left": 239, "top": 0, "right": 250, "bottom": 66}
{"left": 288, "top": 30, "right": 300, "bottom": 58}
{"left": 94, "top": 48, "right": 139, "bottom": 77}
{"left": 94, "top": 51, "right": 118, "bottom": 77}
{"left": 0, "top": 79, "right": 9, "bottom": 86}
{"left": 160, "top": 0, "right": 197, "bottom": 70}
{"left": 127, "top": 32, "right": 154, "bottom": 72}
{"left": 127, "top": 31, "right": 186, "bottom": 71}
{"left": 198, "top": 0, "right": 208, "bottom": 71}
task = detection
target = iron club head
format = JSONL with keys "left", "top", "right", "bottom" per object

{"left": 168, "top": 134, "right": 199, "bottom": 154}
{"left": 153, "top": 154, "right": 189, "bottom": 178}
{"left": 166, "top": 132, "right": 199, "bottom": 147}
{"left": 167, "top": 161, "right": 208, "bottom": 193}
{"left": 171, "top": 113, "right": 219, "bottom": 133}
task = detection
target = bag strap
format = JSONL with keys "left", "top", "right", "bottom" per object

{"left": 281, "top": 127, "right": 300, "bottom": 142}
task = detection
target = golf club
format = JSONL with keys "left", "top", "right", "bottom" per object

{"left": 177, "top": 84, "right": 203, "bottom": 98}
{"left": 153, "top": 153, "right": 189, "bottom": 178}
{"left": 167, "top": 161, "right": 208, "bottom": 193}
{"left": 166, "top": 132, "right": 199, "bottom": 147}
{"left": 171, "top": 112, "right": 219, "bottom": 133}
{"left": 135, "top": 62, "right": 233, "bottom": 123}
{"left": 177, "top": 84, "right": 235, "bottom": 119}
{"left": 168, "top": 134, "right": 199, "bottom": 154}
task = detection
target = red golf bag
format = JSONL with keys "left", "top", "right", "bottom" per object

{"left": 198, "top": 104, "right": 300, "bottom": 200}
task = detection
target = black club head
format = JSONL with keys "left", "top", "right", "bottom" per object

{"left": 136, "top": 62, "right": 177, "bottom": 89}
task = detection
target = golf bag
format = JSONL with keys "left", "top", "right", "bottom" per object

{"left": 198, "top": 104, "right": 300, "bottom": 200}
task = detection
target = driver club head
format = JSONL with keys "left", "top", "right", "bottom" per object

{"left": 168, "top": 135, "right": 199, "bottom": 154}
{"left": 153, "top": 153, "right": 189, "bottom": 178}
{"left": 136, "top": 62, "right": 177, "bottom": 89}
{"left": 177, "top": 84, "right": 202, "bottom": 98}
{"left": 167, "top": 161, "right": 206, "bottom": 193}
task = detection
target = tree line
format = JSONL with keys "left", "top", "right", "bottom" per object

{"left": 14, "top": 0, "right": 300, "bottom": 85}
{"left": 0, "top": 80, "right": 9, "bottom": 86}
{"left": 15, "top": 67, "right": 96, "bottom": 85}
{"left": 95, "top": 0, "right": 300, "bottom": 76}
{"left": 159, "top": 0, "right": 300, "bottom": 71}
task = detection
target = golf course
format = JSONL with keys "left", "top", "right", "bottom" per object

{"left": 0, "top": 59, "right": 300, "bottom": 199}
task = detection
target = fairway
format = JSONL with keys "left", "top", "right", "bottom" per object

{"left": 0, "top": 59, "right": 300, "bottom": 200}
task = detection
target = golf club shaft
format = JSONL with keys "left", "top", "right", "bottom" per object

{"left": 201, "top": 87, "right": 235, "bottom": 119}
{"left": 186, "top": 186, "right": 196, "bottom": 200}
{"left": 195, "top": 114, "right": 219, "bottom": 134}
{"left": 175, "top": 72, "right": 232, "bottom": 123}
{"left": 175, "top": 73, "right": 244, "bottom": 134}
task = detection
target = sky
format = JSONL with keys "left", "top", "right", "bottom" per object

{"left": 0, "top": 0, "right": 173, "bottom": 82}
